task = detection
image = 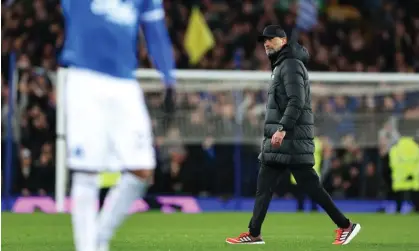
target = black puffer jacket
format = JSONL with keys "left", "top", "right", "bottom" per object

{"left": 259, "top": 42, "right": 315, "bottom": 165}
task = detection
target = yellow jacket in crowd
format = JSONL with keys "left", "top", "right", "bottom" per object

{"left": 389, "top": 137, "right": 419, "bottom": 191}
{"left": 291, "top": 137, "right": 323, "bottom": 184}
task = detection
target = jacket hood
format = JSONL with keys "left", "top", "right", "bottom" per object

{"left": 269, "top": 42, "right": 310, "bottom": 68}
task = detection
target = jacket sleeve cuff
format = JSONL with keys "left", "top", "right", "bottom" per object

{"left": 277, "top": 124, "right": 285, "bottom": 132}
{"left": 279, "top": 119, "right": 295, "bottom": 131}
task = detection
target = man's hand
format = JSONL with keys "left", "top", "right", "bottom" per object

{"left": 271, "top": 130, "right": 286, "bottom": 148}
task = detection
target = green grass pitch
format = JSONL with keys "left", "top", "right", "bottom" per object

{"left": 2, "top": 212, "right": 419, "bottom": 251}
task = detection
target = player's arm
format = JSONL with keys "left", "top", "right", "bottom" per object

{"left": 60, "top": 0, "right": 70, "bottom": 18}
{"left": 140, "top": 0, "right": 175, "bottom": 87}
{"left": 140, "top": 0, "right": 176, "bottom": 118}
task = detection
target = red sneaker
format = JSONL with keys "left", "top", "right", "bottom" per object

{"left": 226, "top": 232, "right": 265, "bottom": 245}
{"left": 333, "top": 223, "right": 361, "bottom": 245}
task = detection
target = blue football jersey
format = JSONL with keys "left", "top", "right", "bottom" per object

{"left": 60, "top": 0, "right": 175, "bottom": 84}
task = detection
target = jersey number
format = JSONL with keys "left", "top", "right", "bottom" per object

{"left": 91, "top": 0, "right": 137, "bottom": 26}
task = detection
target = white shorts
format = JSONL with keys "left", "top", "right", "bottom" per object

{"left": 64, "top": 67, "right": 156, "bottom": 172}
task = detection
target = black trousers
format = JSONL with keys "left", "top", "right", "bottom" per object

{"left": 394, "top": 190, "right": 419, "bottom": 213}
{"left": 248, "top": 163, "right": 350, "bottom": 237}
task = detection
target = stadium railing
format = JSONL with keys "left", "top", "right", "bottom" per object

{"left": 4, "top": 68, "right": 419, "bottom": 212}
{"left": 54, "top": 69, "right": 419, "bottom": 212}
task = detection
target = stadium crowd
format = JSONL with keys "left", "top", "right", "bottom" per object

{"left": 1, "top": 0, "right": 419, "bottom": 203}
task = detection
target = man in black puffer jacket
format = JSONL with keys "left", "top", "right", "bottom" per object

{"left": 226, "top": 25, "right": 361, "bottom": 245}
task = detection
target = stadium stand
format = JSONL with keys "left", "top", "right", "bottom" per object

{"left": 1, "top": 0, "right": 419, "bottom": 200}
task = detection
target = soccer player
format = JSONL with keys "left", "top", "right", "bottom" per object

{"left": 59, "top": 1, "right": 175, "bottom": 251}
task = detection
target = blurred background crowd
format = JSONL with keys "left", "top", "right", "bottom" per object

{"left": 1, "top": 0, "right": 419, "bottom": 207}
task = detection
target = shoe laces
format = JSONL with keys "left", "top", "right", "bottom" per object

{"left": 239, "top": 232, "right": 250, "bottom": 238}
{"left": 334, "top": 228, "right": 343, "bottom": 241}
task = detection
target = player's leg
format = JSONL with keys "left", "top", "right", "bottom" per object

{"left": 97, "top": 170, "right": 151, "bottom": 251}
{"left": 226, "top": 163, "right": 285, "bottom": 244}
{"left": 97, "top": 80, "right": 155, "bottom": 250}
{"left": 291, "top": 165, "right": 361, "bottom": 245}
{"left": 65, "top": 68, "right": 109, "bottom": 251}
{"left": 71, "top": 172, "right": 100, "bottom": 251}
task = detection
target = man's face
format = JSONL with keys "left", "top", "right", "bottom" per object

{"left": 264, "top": 37, "right": 286, "bottom": 56}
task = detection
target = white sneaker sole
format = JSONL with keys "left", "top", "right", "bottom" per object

{"left": 226, "top": 240, "right": 265, "bottom": 245}
{"left": 342, "top": 224, "right": 361, "bottom": 245}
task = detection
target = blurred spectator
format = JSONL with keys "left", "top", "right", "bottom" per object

{"left": 364, "top": 163, "right": 380, "bottom": 199}
{"left": 33, "top": 142, "right": 55, "bottom": 195}
{"left": 3, "top": 0, "right": 419, "bottom": 75}
{"left": 15, "top": 148, "right": 34, "bottom": 196}
{"left": 323, "top": 158, "right": 346, "bottom": 198}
